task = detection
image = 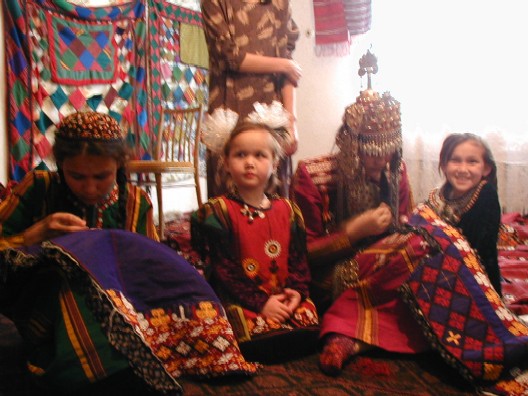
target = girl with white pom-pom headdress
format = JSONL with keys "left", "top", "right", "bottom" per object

{"left": 192, "top": 113, "right": 319, "bottom": 362}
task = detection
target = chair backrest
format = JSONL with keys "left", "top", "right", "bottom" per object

{"left": 156, "top": 105, "right": 203, "bottom": 165}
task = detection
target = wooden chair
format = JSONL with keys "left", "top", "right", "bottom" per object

{"left": 127, "top": 105, "right": 203, "bottom": 239}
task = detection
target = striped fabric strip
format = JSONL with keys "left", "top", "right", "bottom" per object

{"left": 59, "top": 283, "right": 107, "bottom": 382}
{"left": 357, "top": 281, "right": 377, "bottom": 345}
{"left": 125, "top": 184, "right": 142, "bottom": 233}
{"left": 343, "top": 0, "right": 371, "bottom": 36}
{"left": 312, "top": 0, "right": 372, "bottom": 56}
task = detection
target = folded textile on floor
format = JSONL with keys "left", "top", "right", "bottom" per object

{"left": 1, "top": 230, "right": 258, "bottom": 394}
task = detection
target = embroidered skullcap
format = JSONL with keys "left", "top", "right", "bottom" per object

{"left": 56, "top": 112, "right": 123, "bottom": 141}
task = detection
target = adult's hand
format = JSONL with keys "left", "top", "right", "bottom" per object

{"left": 344, "top": 203, "right": 393, "bottom": 242}
{"left": 23, "top": 212, "right": 88, "bottom": 246}
{"left": 282, "top": 59, "right": 302, "bottom": 87}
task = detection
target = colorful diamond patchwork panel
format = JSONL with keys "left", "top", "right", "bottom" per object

{"left": 148, "top": 0, "right": 208, "bottom": 165}
{"left": 48, "top": 13, "right": 117, "bottom": 85}
{"left": 4, "top": 0, "right": 208, "bottom": 180}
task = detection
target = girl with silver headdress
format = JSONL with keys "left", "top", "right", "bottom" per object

{"left": 290, "top": 65, "right": 421, "bottom": 373}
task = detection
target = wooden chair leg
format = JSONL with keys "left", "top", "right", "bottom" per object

{"left": 194, "top": 172, "right": 202, "bottom": 207}
{"left": 155, "top": 173, "right": 164, "bottom": 240}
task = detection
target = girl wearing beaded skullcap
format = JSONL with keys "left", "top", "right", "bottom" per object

{"left": 0, "top": 112, "right": 259, "bottom": 393}
{"left": 1, "top": 111, "right": 158, "bottom": 246}
{"left": 0, "top": 111, "right": 159, "bottom": 390}
{"left": 290, "top": 53, "right": 528, "bottom": 393}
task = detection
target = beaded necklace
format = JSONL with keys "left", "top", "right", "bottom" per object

{"left": 428, "top": 180, "right": 486, "bottom": 224}
{"left": 227, "top": 191, "right": 270, "bottom": 223}
{"left": 72, "top": 183, "right": 119, "bottom": 228}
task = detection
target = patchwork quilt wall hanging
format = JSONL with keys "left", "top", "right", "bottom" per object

{"left": 3, "top": 0, "right": 209, "bottom": 180}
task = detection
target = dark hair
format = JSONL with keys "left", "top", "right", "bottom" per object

{"left": 52, "top": 137, "right": 130, "bottom": 229}
{"left": 219, "top": 121, "right": 283, "bottom": 194}
{"left": 53, "top": 137, "right": 129, "bottom": 168}
{"left": 438, "top": 133, "right": 497, "bottom": 188}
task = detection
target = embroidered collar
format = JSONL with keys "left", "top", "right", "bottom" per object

{"left": 428, "top": 180, "right": 487, "bottom": 224}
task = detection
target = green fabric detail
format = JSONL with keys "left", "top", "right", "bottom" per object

{"left": 118, "top": 82, "right": 133, "bottom": 100}
{"left": 50, "top": 86, "right": 68, "bottom": 109}
{"left": 94, "top": 8, "right": 108, "bottom": 19}
{"left": 11, "top": 139, "right": 30, "bottom": 161}
{"left": 13, "top": 80, "right": 28, "bottom": 107}
{"left": 49, "top": 15, "right": 116, "bottom": 84}
{"left": 35, "top": 161, "right": 49, "bottom": 170}
{"left": 180, "top": 24, "right": 209, "bottom": 69}
{"left": 40, "top": 68, "right": 51, "bottom": 81}
{"left": 36, "top": 112, "right": 54, "bottom": 134}
{"left": 172, "top": 68, "right": 182, "bottom": 81}
{"left": 38, "top": 285, "right": 129, "bottom": 393}
{"left": 110, "top": 112, "right": 121, "bottom": 123}
{"left": 87, "top": 95, "right": 103, "bottom": 111}
{"left": 50, "top": 0, "right": 75, "bottom": 12}
{"left": 138, "top": 90, "right": 147, "bottom": 105}
{"left": 126, "top": 132, "right": 136, "bottom": 147}
{"left": 162, "top": 83, "right": 171, "bottom": 99}
{"left": 139, "top": 131, "right": 150, "bottom": 151}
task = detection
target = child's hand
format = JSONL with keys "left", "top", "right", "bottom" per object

{"left": 261, "top": 294, "right": 293, "bottom": 323}
{"left": 283, "top": 288, "right": 301, "bottom": 311}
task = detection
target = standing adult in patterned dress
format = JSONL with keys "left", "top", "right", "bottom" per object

{"left": 201, "top": 0, "right": 301, "bottom": 197}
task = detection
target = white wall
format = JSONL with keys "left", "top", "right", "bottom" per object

{"left": 290, "top": 0, "right": 365, "bottom": 166}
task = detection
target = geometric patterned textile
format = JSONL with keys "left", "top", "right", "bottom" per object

{"left": 147, "top": 0, "right": 208, "bottom": 162}
{"left": 403, "top": 203, "right": 528, "bottom": 395}
{"left": 48, "top": 14, "right": 117, "bottom": 85}
{"left": 3, "top": 229, "right": 259, "bottom": 392}
{"left": 3, "top": 0, "right": 209, "bottom": 180}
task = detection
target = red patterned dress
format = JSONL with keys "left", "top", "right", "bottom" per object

{"left": 191, "top": 195, "right": 319, "bottom": 347}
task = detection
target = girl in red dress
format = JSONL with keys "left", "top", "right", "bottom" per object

{"left": 192, "top": 121, "right": 319, "bottom": 361}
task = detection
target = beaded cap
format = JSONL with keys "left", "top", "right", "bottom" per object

{"left": 56, "top": 112, "right": 123, "bottom": 141}
{"left": 334, "top": 50, "right": 403, "bottom": 225}
{"left": 342, "top": 50, "right": 402, "bottom": 157}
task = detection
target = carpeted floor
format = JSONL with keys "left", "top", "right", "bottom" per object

{"left": 0, "top": 313, "right": 477, "bottom": 396}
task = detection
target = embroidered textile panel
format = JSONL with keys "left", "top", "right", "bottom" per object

{"left": 147, "top": 0, "right": 208, "bottom": 170}
{"left": 3, "top": 0, "right": 209, "bottom": 180}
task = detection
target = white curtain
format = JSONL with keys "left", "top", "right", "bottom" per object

{"left": 358, "top": 0, "right": 528, "bottom": 213}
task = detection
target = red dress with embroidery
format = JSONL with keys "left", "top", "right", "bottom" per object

{"left": 191, "top": 195, "right": 319, "bottom": 344}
